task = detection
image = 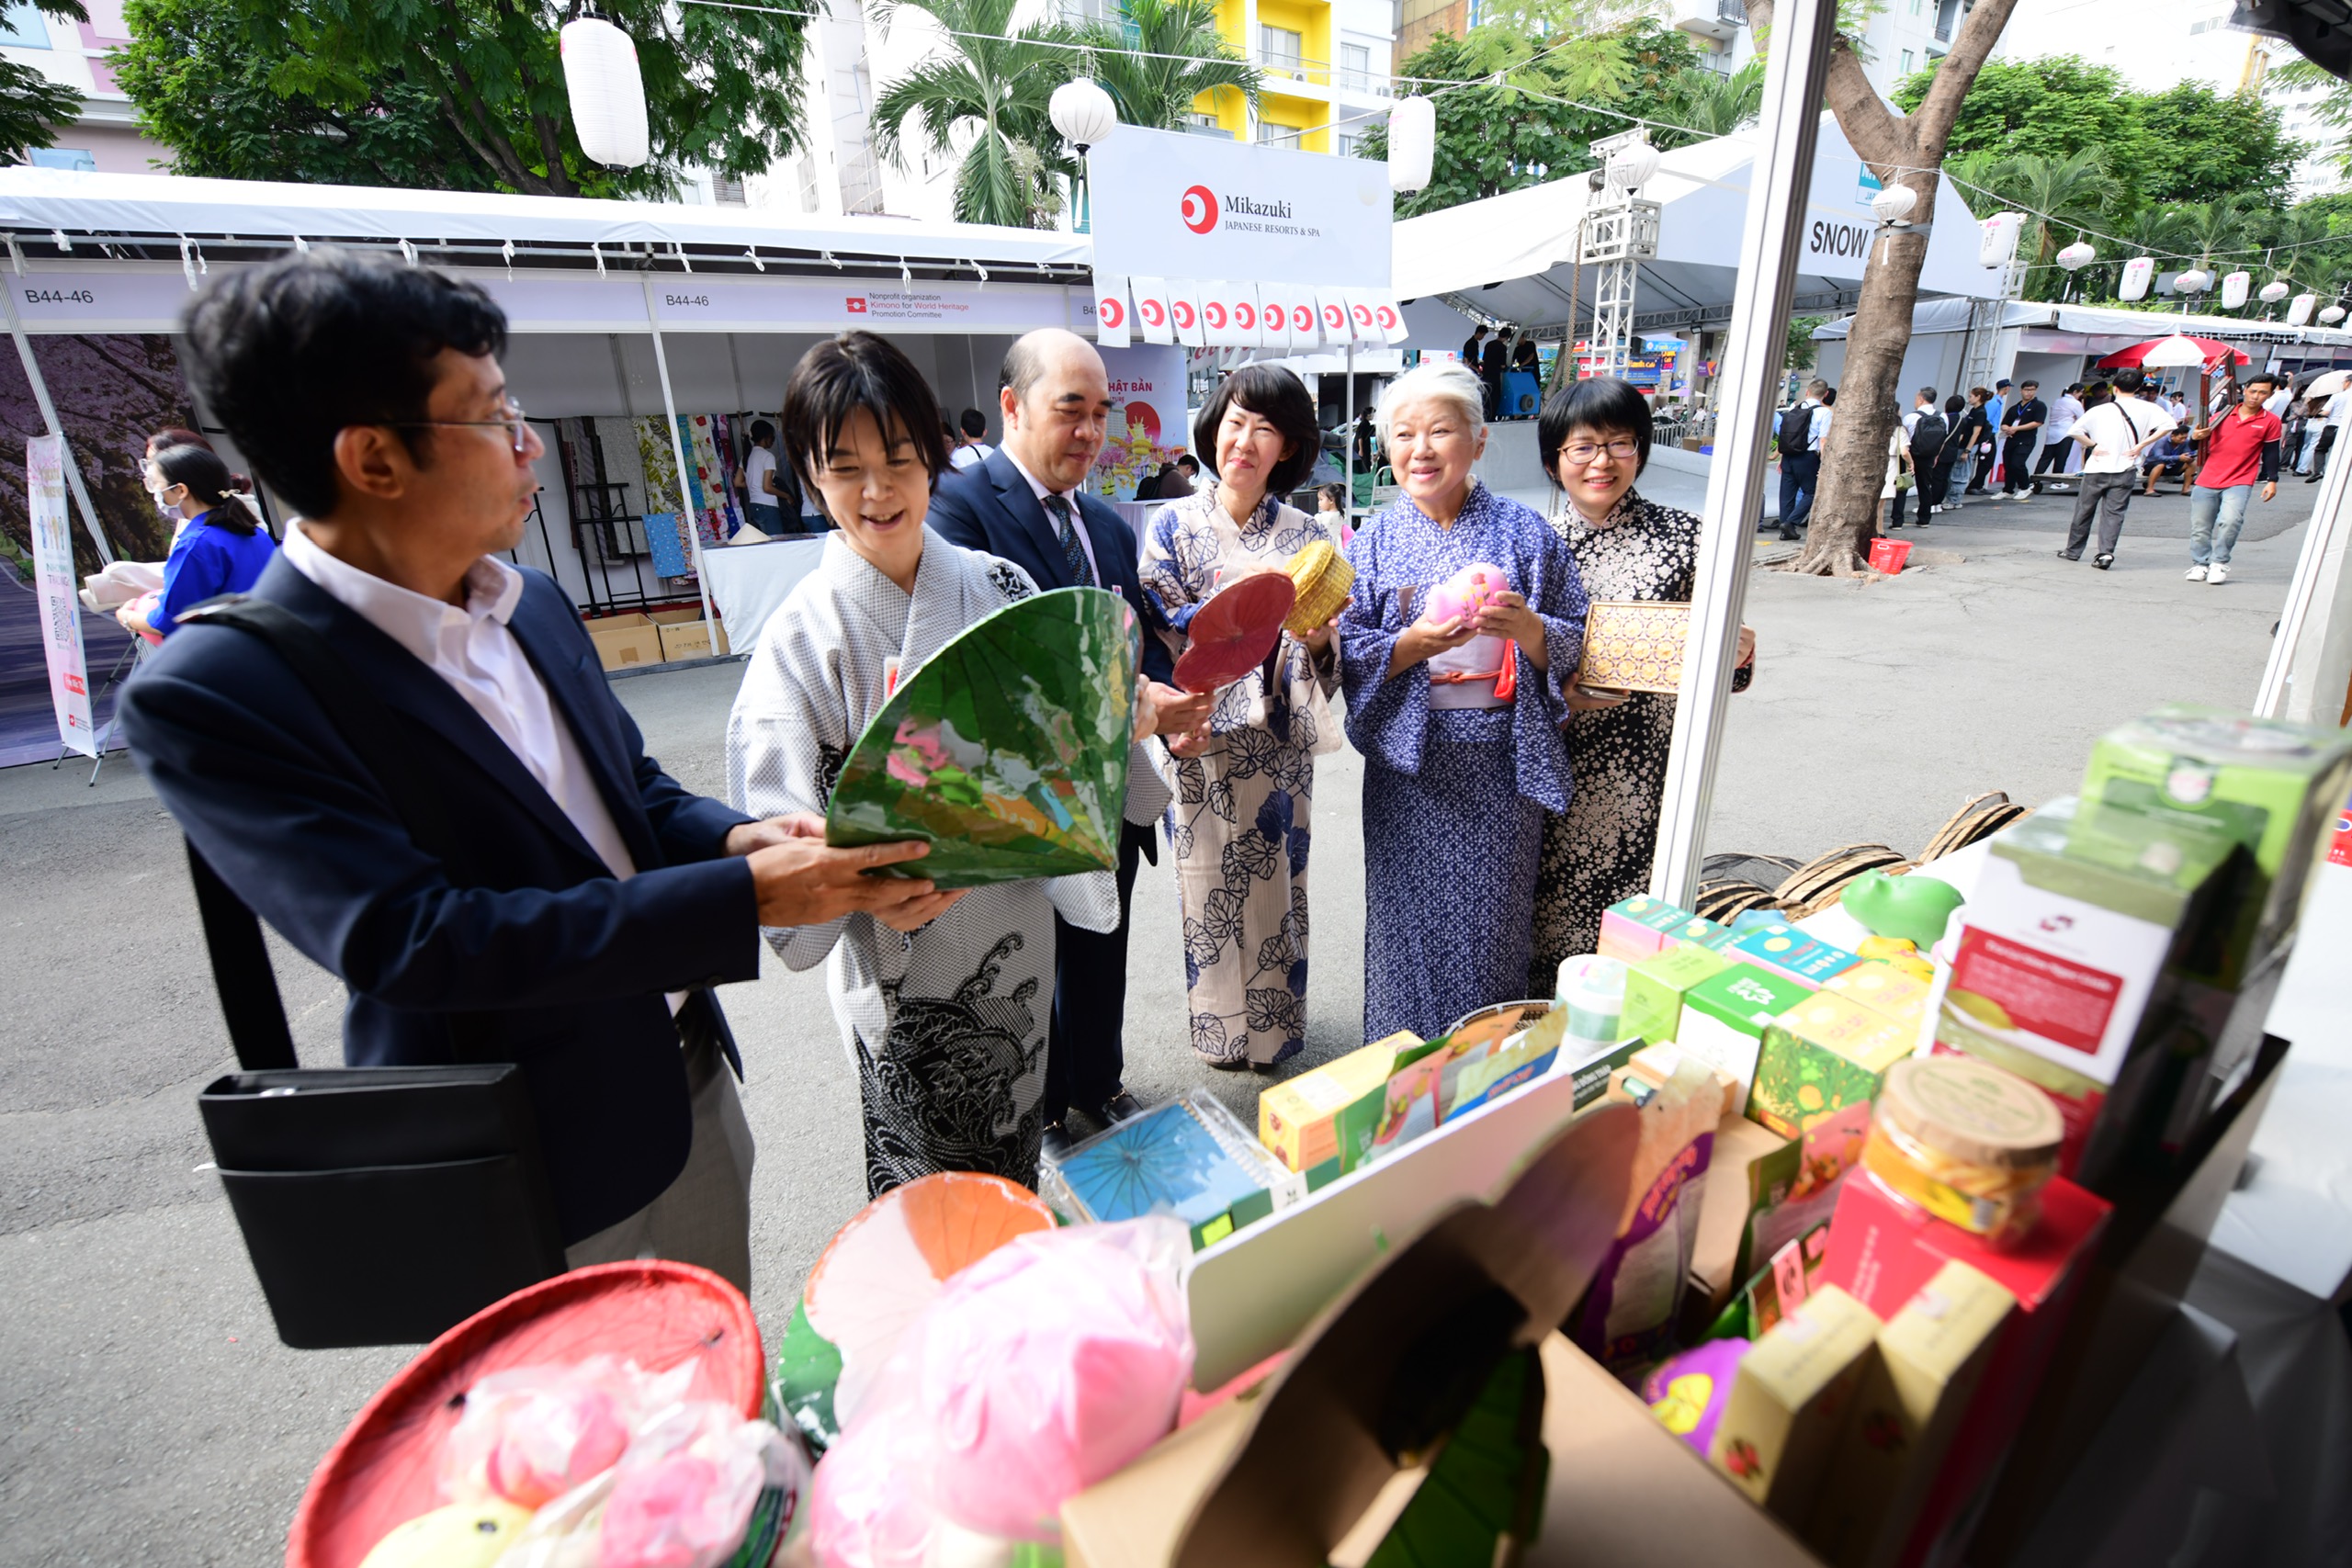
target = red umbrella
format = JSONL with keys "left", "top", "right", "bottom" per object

{"left": 2096, "top": 334, "right": 2250, "bottom": 371}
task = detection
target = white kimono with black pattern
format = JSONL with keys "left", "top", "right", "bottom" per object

{"left": 725, "top": 529, "right": 1170, "bottom": 1197}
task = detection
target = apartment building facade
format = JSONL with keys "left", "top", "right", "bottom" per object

{"left": 0, "top": 0, "right": 171, "bottom": 175}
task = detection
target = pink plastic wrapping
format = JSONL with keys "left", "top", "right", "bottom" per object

{"left": 809, "top": 1217, "right": 1194, "bottom": 1566}
{"left": 496, "top": 1401, "right": 809, "bottom": 1568}
{"left": 440, "top": 1357, "right": 692, "bottom": 1510}
{"left": 1426, "top": 562, "right": 1510, "bottom": 626}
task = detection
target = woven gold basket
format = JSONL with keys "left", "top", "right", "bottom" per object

{"left": 1283, "top": 539, "right": 1355, "bottom": 636}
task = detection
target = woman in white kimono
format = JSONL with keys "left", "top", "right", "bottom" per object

{"left": 1139, "top": 365, "right": 1341, "bottom": 1070}
{"left": 726, "top": 332, "right": 1173, "bottom": 1197}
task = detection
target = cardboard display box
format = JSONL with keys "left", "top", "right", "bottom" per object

{"left": 1677, "top": 964, "right": 1814, "bottom": 1112}
{"left": 650, "top": 605, "right": 729, "bottom": 661}
{"left": 1708, "top": 1284, "right": 1882, "bottom": 1523}
{"left": 585, "top": 612, "right": 664, "bottom": 671}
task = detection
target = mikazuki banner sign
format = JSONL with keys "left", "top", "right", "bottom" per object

{"left": 1086, "top": 126, "right": 1403, "bottom": 351}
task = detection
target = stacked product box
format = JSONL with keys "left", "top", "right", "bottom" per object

{"left": 1724, "top": 925, "right": 1865, "bottom": 990}
{"left": 1675, "top": 964, "right": 1813, "bottom": 1113}
{"left": 1747, "top": 991, "right": 1915, "bottom": 1144}
{"left": 1919, "top": 796, "right": 2243, "bottom": 1185}
{"left": 1599, "top": 894, "right": 1702, "bottom": 962}
{"left": 1621, "top": 942, "right": 1734, "bottom": 1049}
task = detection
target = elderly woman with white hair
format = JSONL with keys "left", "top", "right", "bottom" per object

{"left": 1337, "top": 360, "right": 1589, "bottom": 1042}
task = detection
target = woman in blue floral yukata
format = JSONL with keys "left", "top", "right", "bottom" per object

{"left": 1339, "top": 360, "right": 1589, "bottom": 1043}
{"left": 1140, "top": 365, "right": 1341, "bottom": 1070}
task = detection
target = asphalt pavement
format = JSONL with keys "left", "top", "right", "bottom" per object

{"left": 0, "top": 469, "right": 2314, "bottom": 1564}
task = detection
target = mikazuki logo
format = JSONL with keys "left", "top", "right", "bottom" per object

{"left": 1181, "top": 185, "right": 1216, "bottom": 234}
{"left": 1098, "top": 293, "right": 1125, "bottom": 330}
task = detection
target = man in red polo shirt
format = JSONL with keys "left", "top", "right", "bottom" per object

{"left": 2185, "top": 371, "right": 2282, "bottom": 584}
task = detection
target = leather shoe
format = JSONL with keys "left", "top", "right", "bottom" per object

{"left": 1040, "top": 1120, "right": 1075, "bottom": 1160}
{"left": 1094, "top": 1089, "right": 1146, "bottom": 1125}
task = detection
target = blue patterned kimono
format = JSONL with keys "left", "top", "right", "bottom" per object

{"left": 1339, "top": 481, "right": 1588, "bottom": 1042}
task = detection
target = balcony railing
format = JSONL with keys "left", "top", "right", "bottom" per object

{"left": 1253, "top": 51, "right": 1391, "bottom": 95}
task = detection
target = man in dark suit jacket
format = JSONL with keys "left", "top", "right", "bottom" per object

{"left": 120, "top": 253, "right": 945, "bottom": 1292}
{"left": 926, "top": 328, "right": 1212, "bottom": 1155}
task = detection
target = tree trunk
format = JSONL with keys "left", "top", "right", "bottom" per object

{"left": 1745, "top": 0, "right": 2023, "bottom": 576}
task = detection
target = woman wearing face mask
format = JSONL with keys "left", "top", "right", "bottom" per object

{"left": 1138, "top": 364, "right": 1340, "bottom": 1071}
{"left": 1526, "top": 378, "right": 1754, "bottom": 986}
{"left": 115, "top": 444, "right": 277, "bottom": 643}
{"left": 724, "top": 331, "right": 1178, "bottom": 1196}
{"left": 1337, "top": 360, "right": 1589, "bottom": 1043}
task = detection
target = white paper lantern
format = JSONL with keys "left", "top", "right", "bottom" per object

{"left": 1048, "top": 79, "right": 1117, "bottom": 153}
{"left": 1871, "top": 183, "right": 1919, "bottom": 225}
{"left": 2175, "top": 267, "right": 2211, "bottom": 293}
{"left": 1608, "top": 139, "right": 1662, "bottom": 193}
{"left": 2120, "top": 255, "right": 2155, "bottom": 300}
{"left": 2289, "top": 292, "right": 2318, "bottom": 326}
{"left": 2055, "top": 240, "right": 2095, "bottom": 271}
{"left": 1388, "top": 96, "right": 1436, "bottom": 194}
{"left": 2260, "top": 279, "right": 2291, "bottom": 304}
{"left": 560, "top": 18, "right": 650, "bottom": 169}
{"left": 2324, "top": 304, "right": 2347, "bottom": 325}
{"left": 2221, "top": 270, "right": 2251, "bottom": 310}
{"left": 1978, "top": 212, "right": 2024, "bottom": 266}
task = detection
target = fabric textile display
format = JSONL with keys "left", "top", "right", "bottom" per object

{"left": 680, "top": 413, "right": 739, "bottom": 550}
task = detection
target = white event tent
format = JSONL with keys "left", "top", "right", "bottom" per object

{"left": 1388, "top": 116, "right": 2000, "bottom": 486}
{"left": 0, "top": 167, "right": 1092, "bottom": 636}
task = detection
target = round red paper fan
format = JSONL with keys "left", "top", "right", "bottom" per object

{"left": 1173, "top": 573, "right": 1296, "bottom": 694}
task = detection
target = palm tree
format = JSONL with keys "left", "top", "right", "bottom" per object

{"left": 869, "top": 0, "right": 1079, "bottom": 229}
{"left": 1079, "top": 0, "right": 1258, "bottom": 132}
{"left": 1656, "top": 61, "right": 1764, "bottom": 148}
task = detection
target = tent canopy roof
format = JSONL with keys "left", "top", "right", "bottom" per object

{"left": 1394, "top": 115, "right": 2001, "bottom": 332}
{"left": 0, "top": 168, "right": 1089, "bottom": 283}
{"left": 1811, "top": 298, "right": 2352, "bottom": 352}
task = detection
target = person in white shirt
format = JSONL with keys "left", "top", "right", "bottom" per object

{"left": 2307, "top": 386, "right": 2350, "bottom": 483}
{"left": 946, "top": 406, "right": 995, "bottom": 472}
{"left": 2060, "top": 367, "right": 2171, "bottom": 568}
{"left": 736, "top": 418, "right": 786, "bottom": 535}
{"left": 2032, "top": 383, "right": 2086, "bottom": 491}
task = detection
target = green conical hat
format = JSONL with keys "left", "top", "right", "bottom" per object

{"left": 825, "top": 586, "right": 1139, "bottom": 889}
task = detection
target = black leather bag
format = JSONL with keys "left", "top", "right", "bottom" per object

{"left": 182, "top": 596, "right": 565, "bottom": 1349}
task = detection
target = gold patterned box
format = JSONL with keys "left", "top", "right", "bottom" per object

{"left": 1579, "top": 599, "right": 1690, "bottom": 694}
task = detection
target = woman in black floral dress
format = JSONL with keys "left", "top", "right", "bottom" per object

{"left": 1528, "top": 379, "right": 1753, "bottom": 994}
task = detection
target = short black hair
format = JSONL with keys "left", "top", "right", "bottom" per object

{"left": 782, "top": 330, "right": 950, "bottom": 487}
{"left": 2020, "top": 380, "right": 2039, "bottom": 390}
{"left": 1193, "top": 363, "right": 1321, "bottom": 495}
{"left": 1945, "top": 395, "right": 1966, "bottom": 414}
{"left": 1317, "top": 481, "right": 1345, "bottom": 509}
{"left": 750, "top": 418, "right": 776, "bottom": 445}
{"left": 179, "top": 249, "right": 507, "bottom": 520}
{"left": 2110, "top": 368, "right": 2145, "bottom": 395}
{"left": 152, "top": 444, "right": 256, "bottom": 536}
{"left": 959, "top": 407, "right": 988, "bottom": 439}
{"left": 1537, "top": 375, "right": 1653, "bottom": 487}
{"left": 2244, "top": 369, "right": 2279, "bottom": 391}
{"left": 1176, "top": 455, "right": 1200, "bottom": 474}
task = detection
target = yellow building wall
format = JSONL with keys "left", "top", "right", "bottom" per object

{"left": 1191, "top": 0, "right": 1337, "bottom": 151}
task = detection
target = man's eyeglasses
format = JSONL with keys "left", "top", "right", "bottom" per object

{"left": 1556, "top": 436, "right": 1641, "bottom": 466}
{"left": 392, "top": 400, "right": 532, "bottom": 454}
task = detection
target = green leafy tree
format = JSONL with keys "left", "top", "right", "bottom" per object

{"left": 1894, "top": 55, "right": 2301, "bottom": 212}
{"left": 115, "top": 0, "right": 810, "bottom": 198}
{"left": 1656, "top": 60, "right": 1766, "bottom": 149}
{"left": 1354, "top": 19, "right": 1699, "bottom": 218}
{"left": 1944, "top": 149, "right": 2108, "bottom": 299}
{"left": 0, "top": 1, "right": 86, "bottom": 165}
{"left": 868, "top": 0, "right": 1077, "bottom": 230}
{"left": 1079, "top": 0, "right": 1258, "bottom": 130}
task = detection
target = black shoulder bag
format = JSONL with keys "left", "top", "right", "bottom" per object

{"left": 182, "top": 596, "right": 566, "bottom": 1350}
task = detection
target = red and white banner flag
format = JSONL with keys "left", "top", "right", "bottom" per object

{"left": 1130, "top": 276, "right": 1173, "bottom": 344}
{"left": 1167, "top": 279, "right": 1204, "bottom": 347}
{"left": 1092, "top": 273, "right": 1131, "bottom": 348}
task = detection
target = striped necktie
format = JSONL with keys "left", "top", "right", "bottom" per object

{"left": 1043, "top": 492, "right": 1097, "bottom": 587}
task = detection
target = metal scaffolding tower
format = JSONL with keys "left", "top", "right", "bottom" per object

{"left": 1578, "top": 130, "right": 1663, "bottom": 379}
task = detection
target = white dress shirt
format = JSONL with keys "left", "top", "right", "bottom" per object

{"left": 281, "top": 522, "right": 639, "bottom": 883}
{"left": 1001, "top": 447, "right": 1104, "bottom": 586}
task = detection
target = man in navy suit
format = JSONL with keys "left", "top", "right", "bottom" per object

{"left": 927, "top": 329, "right": 1211, "bottom": 1155}
{"left": 120, "top": 254, "right": 948, "bottom": 1292}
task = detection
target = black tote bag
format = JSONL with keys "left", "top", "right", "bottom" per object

{"left": 180, "top": 596, "right": 565, "bottom": 1349}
